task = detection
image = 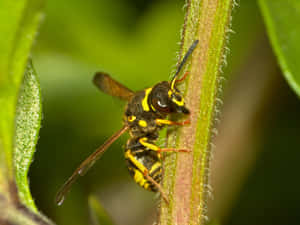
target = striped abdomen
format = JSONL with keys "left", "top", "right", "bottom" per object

{"left": 125, "top": 138, "right": 162, "bottom": 191}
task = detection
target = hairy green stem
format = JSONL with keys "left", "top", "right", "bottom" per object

{"left": 159, "top": 0, "right": 234, "bottom": 224}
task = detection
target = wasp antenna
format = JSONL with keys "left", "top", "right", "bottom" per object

{"left": 171, "top": 40, "right": 199, "bottom": 88}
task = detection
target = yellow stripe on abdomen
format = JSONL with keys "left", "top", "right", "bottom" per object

{"left": 133, "top": 169, "right": 147, "bottom": 187}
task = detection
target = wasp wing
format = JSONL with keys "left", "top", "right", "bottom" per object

{"left": 93, "top": 72, "right": 134, "bottom": 101}
{"left": 55, "top": 125, "right": 129, "bottom": 205}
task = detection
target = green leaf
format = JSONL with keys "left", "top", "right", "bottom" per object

{"left": 14, "top": 61, "right": 42, "bottom": 212}
{"left": 0, "top": 0, "right": 54, "bottom": 223}
{"left": 88, "top": 195, "right": 115, "bottom": 225}
{"left": 259, "top": 0, "right": 300, "bottom": 97}
{"left": 0, "top": 0, "right": 44, "bottom": 200}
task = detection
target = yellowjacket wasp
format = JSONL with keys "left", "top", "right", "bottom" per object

{"left": 56, "top": 40, "right": 198, "bottom": 205}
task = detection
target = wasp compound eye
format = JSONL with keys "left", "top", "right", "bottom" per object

{"left": 151, "top": 97, "right": 171, "bottom": 113}
{"left": 157, "top": 99, "right": 167, "bottom": 108}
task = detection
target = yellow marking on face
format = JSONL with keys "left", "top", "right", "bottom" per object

{"left": 138, "top": 120, "right": 147, "bottom": 127}
{"left": 156, "top": 119, "right": 172, "bottom": 125}
{"left": 149, "top": 161, "right": 161, "bottom": 174}
{"left": 139, "top": 137, "right": 160, "bottom": 151}
{"left": 128, "top": 115, "right": 136, "bottom": 122}
{"left": 169, "top": 89, "right": 185, "bottom": 106}
{"left": 172, "top": 97, "right": 184, "bottom": 106}
{"left": 125, "top": 150, "right": 147, "bottom": 173}
{"left": 142, "top": 88, "right": 152, "bottom": 112}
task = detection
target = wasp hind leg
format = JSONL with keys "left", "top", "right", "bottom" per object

{"left": 143, "top": 170, "right": 169, "bottom": 204}
{"left": 125, "top": 150, "right": 169, "bottom": 204}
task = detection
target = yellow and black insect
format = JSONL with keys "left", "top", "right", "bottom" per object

{"left": 55, "top": 40, "right": 199, "bottom": 205}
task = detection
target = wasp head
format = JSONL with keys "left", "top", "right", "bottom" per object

{"left": 149, "top": 81, "right": 189, "bottom": 115}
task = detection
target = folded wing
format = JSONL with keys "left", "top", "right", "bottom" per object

{"left": 93, "top": 72, "right": 134, "bottom": 101}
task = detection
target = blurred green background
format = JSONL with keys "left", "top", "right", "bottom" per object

{"left": 29, "top": 0, "right": 300, "bottom": 225}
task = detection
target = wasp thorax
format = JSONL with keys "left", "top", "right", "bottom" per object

{"left": 149, "top": 81, "right": 189, "bottom": 114}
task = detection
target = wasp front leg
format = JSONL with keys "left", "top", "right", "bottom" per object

{"left": 139, "top": 137, "right": 191, "bottom": 154}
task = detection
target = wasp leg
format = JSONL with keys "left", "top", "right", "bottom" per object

{"left": 139, "top": 137, "right": 191, "bottom": 153}
{"left": 143, "top": 171, "right": 169, "bottom": 204}
{"left": 175, "top": 71, "right": 189, "bottom": 83}
{"left": 156, "top": 118, "right": 190, "bottom": 126}
{"left": 125, "top": 150, "right": 169, "bottom": 204}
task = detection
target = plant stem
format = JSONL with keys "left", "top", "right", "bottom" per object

{"left": 159, "top": 0, "right": 235, "bottom": 224}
